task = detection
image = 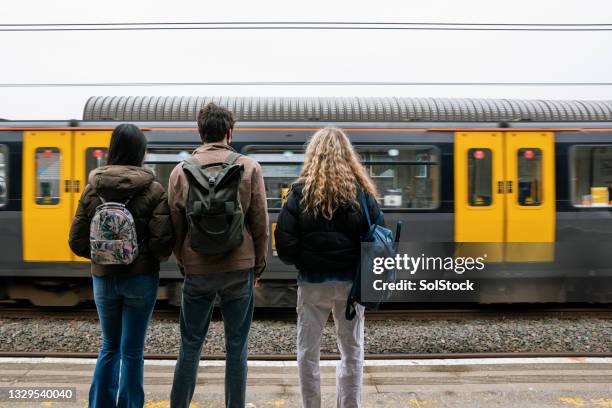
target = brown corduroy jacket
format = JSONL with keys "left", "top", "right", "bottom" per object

{"left": 167, "top": 143, "right": 269, "bottom": 276}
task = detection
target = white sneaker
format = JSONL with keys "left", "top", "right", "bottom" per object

{"left": 245, "top": 404, "right": 257, "bottom": 408}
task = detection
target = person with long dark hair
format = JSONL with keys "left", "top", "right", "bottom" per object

{"left": 69, "top": 123, "right": 174, "bottom": 408}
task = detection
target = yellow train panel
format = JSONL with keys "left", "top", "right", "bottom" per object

{"left": 23, "top": 131, "right": 74, "bottom": 261}
{"left": 504, "top": 132, "right": 555, "bottom": 261}
{"left": 73, "top": 131, "right": 112, "bottom": 262}
{"left": 454, "top": 131, "right": 555, "bottom": 263}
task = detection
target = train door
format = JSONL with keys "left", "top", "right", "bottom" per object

{"left": 454, "top": 131, "right": 555, "bottom": 260}
{"left": 23, "top": 131, "right": 75, "bottom": 261}
{"left": 454, "top": 132, "right": 505, "bottom": 260}
{"left": 23, "top": 130, "right": 113, "bottom": 262}
{"left": 504, "top": 132, "right": 555, "bottom": 261}
{"left": 73, "top": 130, "right": 112, "bottom": 262}
{"left": 454, "top": 132, "right": 505, "bottom": 242}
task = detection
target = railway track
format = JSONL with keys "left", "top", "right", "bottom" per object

{"left": 2, "top": 305, "right": 609, "bottom": 361}
{"left": 1, "top": 305, "right": 611, "bottom": 320}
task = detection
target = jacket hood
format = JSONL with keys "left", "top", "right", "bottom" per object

{"left": 89, "top": 165, "right": 155, "bottom": 201}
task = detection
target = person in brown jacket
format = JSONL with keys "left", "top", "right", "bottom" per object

{"left": 68, "top": 124, "right": 174, "bottom": 408}
{"left": 168, "top": 103, "right": 269, "bottom": 408}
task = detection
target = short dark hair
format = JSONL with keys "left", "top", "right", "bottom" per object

{"left": 197, "top": 103, "right": 236, "bottom": 143}
{"left": 106, "top": 124, "right": 147, "bottom": 167}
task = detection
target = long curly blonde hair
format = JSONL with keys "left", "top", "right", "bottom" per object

{"left": 296, "top": 127, "right": 378, "bottom": 220}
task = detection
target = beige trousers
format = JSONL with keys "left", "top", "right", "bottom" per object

{"left": 297, "top": 281, "right": 365, "bottom": 408}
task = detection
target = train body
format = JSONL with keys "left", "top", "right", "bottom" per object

{"left": 1, "top": 96, "right": 612, "bottom": 305}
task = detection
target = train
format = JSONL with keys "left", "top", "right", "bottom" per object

{"left": 1, "top": 96, "right": 612, "bottom": 306}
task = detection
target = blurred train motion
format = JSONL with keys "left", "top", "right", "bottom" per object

{"left": 1, "top": 96, "right": 612, "bottom": 306}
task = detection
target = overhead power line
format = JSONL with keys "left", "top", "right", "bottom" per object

{"left": 1, "top": 81, "right": 611, "bottom": 88}
{"left": 3, "top": 21, "right": 612, "bottom": 26}
{"left": 0, "top": 21, "right": 612, "bottom": 32}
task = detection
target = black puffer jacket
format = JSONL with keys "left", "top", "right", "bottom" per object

{"left": 274, "top": 183, "right": 382, "bottom": 282}
{"left": 69, "top": 165, "right": 175, "bottom": 277}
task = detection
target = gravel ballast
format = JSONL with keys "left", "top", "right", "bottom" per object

{"left": 1, "top": 315, "right": 610, "bottom": 355}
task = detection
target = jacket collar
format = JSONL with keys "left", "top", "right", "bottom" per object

{"left": 194, "top": 143, "right": 236, "bottom": 155}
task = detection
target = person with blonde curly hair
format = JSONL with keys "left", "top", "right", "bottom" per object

{"left": 275, "top": 127, "right": 382, "bottom": 408}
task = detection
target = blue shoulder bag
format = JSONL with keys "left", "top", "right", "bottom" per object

{"left": 345, "top": 191, "right": 401, "bottom": 320}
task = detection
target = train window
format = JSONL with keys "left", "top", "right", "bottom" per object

{"left": 0, "top": 145, "right": 7, "bottom": 207}
{"left": 247, "top": 146, "right": 439, "bottom": 210}
{"left": 359, "top": 146, "right": 439, "bottom": 209}
{"left": 144, "top": 148, "right": 192, "bottom": 191}
{"left": 467, "top": 148, "right": 492, "bottom": 206}
{"left": 571, "top": 145, "right": 612, "bottom": 207}
{"left": 247, "top": 149, "right": 304, "bottom": 209}
{"left": 35, "top": 148, "right": 61, "bottom": 205}
{"left": 85, "top": 148, "right": 108, "bottom": 180}
{"left": 517, "top": 148, "right": 542, "bottom": 206}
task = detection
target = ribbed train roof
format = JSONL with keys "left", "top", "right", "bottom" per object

{"left": 83, "top": 96, "right": 612, "bottom": 122}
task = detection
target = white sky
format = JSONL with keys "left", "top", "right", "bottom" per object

{"left": 1, "top": 0, "right": 611, "bottom": 120}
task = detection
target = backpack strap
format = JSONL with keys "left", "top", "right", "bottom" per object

{"left": 375, "top": 209, "right": 383, "bottom": 226}
{"left": 182, "top": 157, "right": 213, "bottom": 191}
{"left": 359, "top": 191, "right": 372, "bottom": 228}
{"left": 184, "top": 156, "right": 201, "bottom": 168}
{"left": 224, "top": 152, "right": 242, "bottom": 166}
{"left": 183, "top": 153, "right": 242, "bottom": 190}
{"left": 359, "top": 190, "right": 383, "bottom": 228}
{"left": 96, "top": 194, "right": 133, "bottom": 206}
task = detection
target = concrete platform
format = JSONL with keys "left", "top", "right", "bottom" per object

{"left": 0, "top": 357, "right": 610, "bottom": 407}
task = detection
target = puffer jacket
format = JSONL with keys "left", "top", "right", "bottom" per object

{"left": 68, "top": 165, "right": 175, "bottom": 276}
{"left": 274, "top": 183, "right": 382, "bottom": 282}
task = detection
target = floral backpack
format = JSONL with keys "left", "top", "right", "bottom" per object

{"left": 90, "top": 197, "right": 139, "bottom": 265}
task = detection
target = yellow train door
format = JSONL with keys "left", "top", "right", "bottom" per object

{"left": 23, "top": 130, "right": 113, "bottom": 262}
{"left": 504, "top": 132, "right": 555, "bottom": 261}
{"left": 454, "top": 132, "right": 505, "bottom": 242}
{"left": 454, "top": 131, "right": 555, "bottom": 260}
{"left": 23, "top": 131, "right": 75, "bottom": 261}
{"left": 73, "top": 130, "right": 113, "bottom": 262}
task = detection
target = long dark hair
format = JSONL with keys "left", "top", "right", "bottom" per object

{"left": 106, "top": 124, "right": 147, "bottom": 166}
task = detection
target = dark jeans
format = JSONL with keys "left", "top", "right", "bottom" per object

{"left": 170, "top": 268, "right": 254, "bottom": 408}
{"left": 89, "top": 272, "right": 159, "bottom": 408}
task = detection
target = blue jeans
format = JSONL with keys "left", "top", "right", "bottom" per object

{"left": 170, "top": 269, "right": 254, "bottom": 408}
{"left": 89, "top": 272, "right": 159, "bottom": 408}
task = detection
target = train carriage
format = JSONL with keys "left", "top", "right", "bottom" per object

{"left": 1, "top": 96, "right": 611, "bottom": 306}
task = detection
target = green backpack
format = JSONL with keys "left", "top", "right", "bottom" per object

{"left": 182, "top": 152, "right": 245, "bottom": 255}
